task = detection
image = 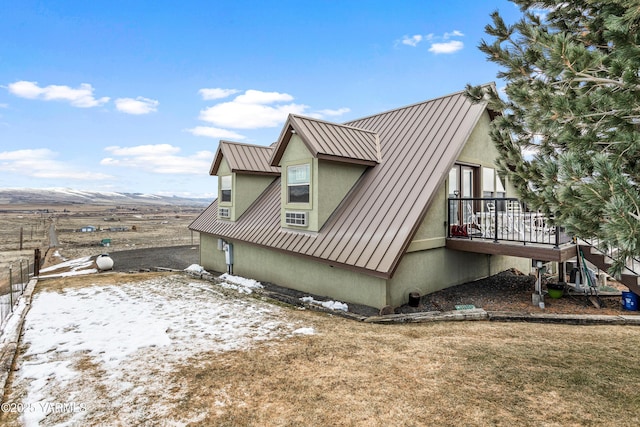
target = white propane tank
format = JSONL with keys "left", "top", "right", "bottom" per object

{"left": 96, "top": 254, "right": 114, "bottom": 271}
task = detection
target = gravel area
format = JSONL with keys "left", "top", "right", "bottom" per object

{"left": 395, "top": 269, "right": 637, "bottom": 316}
{"left": 107, "top": 245, "right": 200, "bottom": 272}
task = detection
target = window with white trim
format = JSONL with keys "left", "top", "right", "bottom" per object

{"left": 287, "top": 164, "right": 310, "bottom": 204}
{"left": 221, "top": 175, "right": 232, "bottom": 203}
{"left": 219, "top": 207, "right": 230, "bottom": 218}
{"left": 483, "top": 167, "right": 506, "bottom": 209}
{"left": 285, "top": 211, "right": 308, "bottom": 226}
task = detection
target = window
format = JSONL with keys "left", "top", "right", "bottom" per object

{"left": 483, "top": 167, "right": 506, "bottom": 210}
{"left": 221, "top": 175, "right": 232, "bottom": 203}
{"left": 219, "top": 207, "right": 230, "bottom": 218}
{"left": 285, "top": 211, "right": 308, "bottom": 226}
{"left": 483, "top": 167, "right": 495, "bottom": 193}
{"left": 287, "top": 164, "right": 310, "bottom": 204}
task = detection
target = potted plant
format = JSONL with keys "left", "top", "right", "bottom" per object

{"left": 546, "top": 282, "right": 565, "bottom": 299}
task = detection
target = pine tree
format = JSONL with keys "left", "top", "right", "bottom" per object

{"left": 467, "top": 0, "right": 640, "bottom": 276}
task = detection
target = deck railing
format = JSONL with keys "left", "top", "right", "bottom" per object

{"left": 447, "top": 197, "right": 572, "bottom": 247}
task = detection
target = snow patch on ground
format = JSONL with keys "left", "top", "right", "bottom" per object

{"left": 38, "top": 256, "right": 97, "bottom": 279}
{"left": 10, "top": 275, "right": 309, "bottom": 426}
{"left": 218, "top": 273, "right": 263, "bottom": 294}
{"left": 184, "top": 266, "right": 264, "bottom": 295}
{"left": 300, "top": 296, "right": 349, "bottom": 312}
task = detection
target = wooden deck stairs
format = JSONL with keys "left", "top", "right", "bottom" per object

{"left": 578, "top": 244, "right": 640, "bottom": 296}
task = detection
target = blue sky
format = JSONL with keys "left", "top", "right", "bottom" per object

{"left": 0, "top": 0, "right": 522, "bottom": 199}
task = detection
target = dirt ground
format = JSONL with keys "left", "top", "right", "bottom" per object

{"left": 0, "top": 203, "right": 201, "bottom": 283}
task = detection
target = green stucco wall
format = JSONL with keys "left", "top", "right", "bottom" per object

{"left": 388, "top": 247, "right": 530, "bottom": 306}
{"left": 317, "top": 160, "right": 367, "bottom": 228}
{"left": 216, "top": 156, "right": 276, "bottom": 222}
{"left": 457, "top": 111, "right": 498, "bottom": 168}
{"left": 278, "top": 134, "right": 366, "bottom": 232}
{"left": 235, "top": 174, "right": 276, "bottom": 219}
{"left": 200, "top": 233, "right": 226, "bottom": 272}
{"left": 199, "top": 234, "right": 388, "bottom": 308}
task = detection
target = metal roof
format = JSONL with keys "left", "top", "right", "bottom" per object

{"left": 270, "top": 115, "right": 381, "bottom": 166}
{"left": 191, "top": 88, "right": 490, "bottom": 278}
{"left": 210, "top": 141, "right": 280, "bottom": 175}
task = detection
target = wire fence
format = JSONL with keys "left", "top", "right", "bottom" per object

{"left": 0, "top": 259, "right": 35, "bottom": 329}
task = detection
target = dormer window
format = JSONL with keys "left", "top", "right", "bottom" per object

{"left": 287, "top": 164, "right": 310, "bottom": 204}
{"left": 221, "top": 175, "right": 232, "bottom": 203}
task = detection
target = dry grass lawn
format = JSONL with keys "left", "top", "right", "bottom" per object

{"left": 174, "top": 308, "right": 640, "bottom": 426}
{"left": 2, "top": 273, "right": 640, "bottom": 426}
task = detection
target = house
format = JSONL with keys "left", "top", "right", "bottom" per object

{"left": 190, "top": 85, "right": 571, "bottom": 309}
{"left": 80, "top": 225, "right": 97, "bottom": 233}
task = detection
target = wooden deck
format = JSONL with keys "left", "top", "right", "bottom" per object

{"left": 446, "top": 237, "right": 577, "bottom": 262}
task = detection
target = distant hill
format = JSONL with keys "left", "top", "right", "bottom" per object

{"left": 0, "top": 188, "right": 212, "bottom": 207}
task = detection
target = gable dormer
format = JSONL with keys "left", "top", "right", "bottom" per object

{"left": 210, "top": 141, "right": 280, "bottom": 221}
{"left": 270, "top": 115, "right": 381, "bottom": 232}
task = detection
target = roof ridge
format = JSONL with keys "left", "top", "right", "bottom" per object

{"left": 219, "top": 140, "right": 274, "bottom": 150}
{"left": 344, "top": 82, "right": 494, "bottom": 125}
{"left": 289, "top": 114, "right": 378, "bottom": 135}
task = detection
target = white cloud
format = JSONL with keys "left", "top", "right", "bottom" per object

{"left": 199, "top": 90, "right": 308, "bottom": 129}
{"left": 398, "top": 30, "right": 464, "bottom": 54}
{"left": 104, "top": 144, "right": 179, "bottom": 156}
{"left": 311, "top": 108, "right": 351, "bottom": 119}
{"left": 0, "top": 103, "right": 8, "bottom": 108}
{"left": 114, "top": 97, "right": 159, "bottom": 115}
{"left": 233, "top": 90, "right": 294, "bottom": 105}
{"left": 401, "top": 35, "right": 423, "bottom": 47}
{"left": 101, "top": 144, "right": 213, "bottom": 175}
{"left": 0, "top": 148, "right": 112, "bottom": 180}
{"left": 199, "top": 88, "right": 239, "bottom": 100}
{"left": 7, "top": 81, "right": 109, "bottom": 108}
{"left": 428, "top": 40, "right": 464, "bottom": 54}
{"left": 185, "top": 126, "right": 246, "bottom": 140}
{"left": 443, "top": 30, "right": 464, "bottom": 39}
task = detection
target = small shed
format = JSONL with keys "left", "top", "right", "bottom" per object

{"left": 80, "top": 226, "right": 96, "bottom": 232}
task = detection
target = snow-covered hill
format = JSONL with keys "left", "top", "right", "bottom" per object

{"left": 0, "top": 187, "right": 211, "bottom": 207}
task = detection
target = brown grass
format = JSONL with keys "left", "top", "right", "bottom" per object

{"left": 172, "top": 311, "right": 640, "bottom": 426}
{"left": 2, "top": 274, "right": 640, "bottom": 426}
{"left": 35, "top": 271, "right": 173, "bottom": 292}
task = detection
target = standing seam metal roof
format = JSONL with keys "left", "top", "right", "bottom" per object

{"left": 210, "top": 141, "right": 280, "bottom": 175}
{"left": 270, "top": 115, "right": 381, "bottom": 166}
{"left": 190, "top": 88, "right": 490, "bottom": 278}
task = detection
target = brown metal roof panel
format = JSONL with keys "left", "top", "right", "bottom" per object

{"left": 323, "top": 93, "right": 471, "bottom": 270}
{"left": 290, "top": 115, "right": 380, "bottom": 164}
{"left": 217, "top": 141, "right": 280, "bottom": 175}
{"left": 369, "top": 102, "right": 486, "bottom": 273}
{"left": 322, "top": 100, "right": 443, "bottom": 264}
{"left": 309, "top": 119, "right": 368, "bottom": 160}
{"left": 357, "top": 100, "right": 475, "bottom": 270}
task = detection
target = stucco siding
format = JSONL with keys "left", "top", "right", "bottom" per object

{"left": 457, "top": 111, "right": 498, "bottom": 168}
{"left": 388, "top": 247, "right": 531, "bottom": 306}
{"left": 200, "top": 235, "right": 387, "bottom": 308}
{"left": 409, "top": 184, "right": 447, "bottom": 249}
{"left": 200, "top": 233, "right": 227, "bottom": 273}
{"left": 235, "top": 174, "right": 276, "bottom": 220}
{"left": 279, "top": 135, "right": 367, "bottom": 232}
{"left": 317, "top": 160, "right": 367, "bottom": 228}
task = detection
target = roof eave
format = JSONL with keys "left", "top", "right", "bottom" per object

{"left": 209, "top": 146, "right": 224, "bottom": 175}
{"left": 316, "top": 153, "right": 378, "bottom": 167}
